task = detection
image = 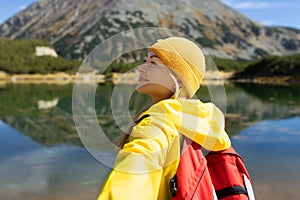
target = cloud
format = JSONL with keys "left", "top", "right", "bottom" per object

{"left": 234, "top": 2, "right": 270, "bottom": 9}
{"left": 220, "top": 0, "right": 291, "bottom": 10}
{"left": 17, "top": 0, "right": 38, "bottom": 12}
{"left": 260, "top": 20, "right": 276, "bottom": 26}
{"left": 17, "top": 5, "right": 28, "bottom": 11}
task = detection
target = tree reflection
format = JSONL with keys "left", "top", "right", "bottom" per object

{"left": 1, "top": 83, "right": 300, "bottom": 146}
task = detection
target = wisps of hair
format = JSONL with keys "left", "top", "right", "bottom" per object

{"left": 168, "top": 69, "right": 189, "bottom": 99}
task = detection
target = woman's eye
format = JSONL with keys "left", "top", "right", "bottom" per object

{"left": 151, "top": 61, "right": 156, "bottom": 65}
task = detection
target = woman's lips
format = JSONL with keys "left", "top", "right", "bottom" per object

{"left": 138, "top": 76, "right": 148, "bottom": 82}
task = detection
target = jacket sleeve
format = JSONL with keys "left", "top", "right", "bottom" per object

{"left": 97, "top": 121, "right": 170, "bottom": 200}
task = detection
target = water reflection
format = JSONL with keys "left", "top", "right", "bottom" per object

{"left": 198, "top": 83, "right": 300, "bottom": 136}
{"left": 0, "top": 83, "right": 300, "bottom": 199}
{"left": 0, "top": 120, "right": 109, "bottom": 200}
{"left": 235, "top": 83, "right": 300, "bottom": 105}
{"left": 1, "top": 83, "right": 300, "bottom": 144}
{"left": 233, "top": 117, "right": 300, "bottom": 143}
{"left": 231, "top": 117, "right": 300, "bottom": 200}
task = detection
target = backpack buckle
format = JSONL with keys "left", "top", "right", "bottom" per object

{"left": 169, "top": 174, "right": 177, "bottom": 197}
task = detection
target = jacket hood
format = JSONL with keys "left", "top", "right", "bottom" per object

{"left": 141, "top": 99, "right": 231, "bottom": 151}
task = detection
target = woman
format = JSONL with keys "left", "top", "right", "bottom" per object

{"left": 98, "top": 37, "right": 231, "bottom": 199}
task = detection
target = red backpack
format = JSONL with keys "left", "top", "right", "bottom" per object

{"left": 170, "top": 138, "right": 255, "bottom": 200}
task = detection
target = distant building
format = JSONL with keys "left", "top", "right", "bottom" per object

{"left": 38, "top": 98, "right": 59, "bottom": 110}
{"left": 35, "top": 46, "right": 58, "bottom": 57}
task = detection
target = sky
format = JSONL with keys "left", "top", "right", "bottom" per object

{"left": 0, "top": 0, "right": 37, "bottom": 24}
{"left": 220, "top": 0, "right": 300, "bottom": 29}
{"left": 0, "top": 0, "right": 299, "bottom": 29}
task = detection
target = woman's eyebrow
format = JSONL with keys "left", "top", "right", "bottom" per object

{"left": 150, "top": 55, "right": 159, "bottom": 59}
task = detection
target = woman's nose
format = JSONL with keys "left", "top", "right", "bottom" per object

{"left": 137, "top": 63, "right": 147, "bottom": 72}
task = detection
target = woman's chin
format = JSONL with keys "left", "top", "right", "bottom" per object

{"left": 136, "top": 86, "right": 146, "bottom": 94}
{"left": 136, "top": 82, "right": 147, "bottom": 91}
{"left": 136, "top": 85, "right": 151, "bottom": 97}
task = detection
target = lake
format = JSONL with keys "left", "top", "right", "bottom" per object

{"left": 0, "top": 82, "right": 300, "bottom": 200}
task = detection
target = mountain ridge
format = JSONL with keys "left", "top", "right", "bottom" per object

{"left": 0, "top": 0, "right": 299, "bottom": 61}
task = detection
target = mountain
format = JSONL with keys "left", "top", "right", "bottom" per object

{"left": 0, "top": 0, "right": 300, "bottom": 61}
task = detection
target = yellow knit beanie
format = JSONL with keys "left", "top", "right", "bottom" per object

{"left": 148, "top": 37, "right": 206, "bottom": 98}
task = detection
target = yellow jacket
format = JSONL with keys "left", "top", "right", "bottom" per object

{"left": 98, "top": 99, "right": 231, "bottom": 200}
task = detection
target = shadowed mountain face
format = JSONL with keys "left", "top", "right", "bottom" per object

{"left": 0, "top": 0, "right": 300, "bottom": 60}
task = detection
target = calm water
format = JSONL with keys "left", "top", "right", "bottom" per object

{"left": 0, "top": 82, "right": 300, "bottom": 200}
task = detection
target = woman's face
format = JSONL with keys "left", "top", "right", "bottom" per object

{"left": 136, "top": 51, "right": 175, "bottom": 103}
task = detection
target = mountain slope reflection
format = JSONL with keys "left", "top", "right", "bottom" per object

{"left": 1, "top": 83, "right": 300, "bottom": 146}
{"left": 0, "top": 83, "right": 300, "bottom": 200}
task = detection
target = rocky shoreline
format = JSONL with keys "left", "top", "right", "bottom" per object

{"left": 0, "top": 71, "right": 106, "bottom": 85}
{"left": 0, "top": 70, "right": 234, "bottom": 84}
{"left": 232, "top": 75, "right": 300, "bottom": 85}
{"left": 0, "top": 71, "right": 298, "bottom": 86}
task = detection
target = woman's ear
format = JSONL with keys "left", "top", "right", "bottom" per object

{"left": 177, "top": 79, "right": 183, "bottom": 88}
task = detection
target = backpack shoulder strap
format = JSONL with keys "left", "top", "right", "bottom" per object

{"left": 135, "top": 114, "right": 150, "bottom": 124}
{"left": 172, "top": 138, "right": 214, "bottom": 200}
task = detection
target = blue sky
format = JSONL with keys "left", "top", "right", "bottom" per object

{"left": 0, "top": 0, "right": 37, "bottom": 23}
{"left": 220, "top": 0, "right": 300, "bottom": 29}
{"left": 0, "top": 0, "right": 299, "bottom": 29}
